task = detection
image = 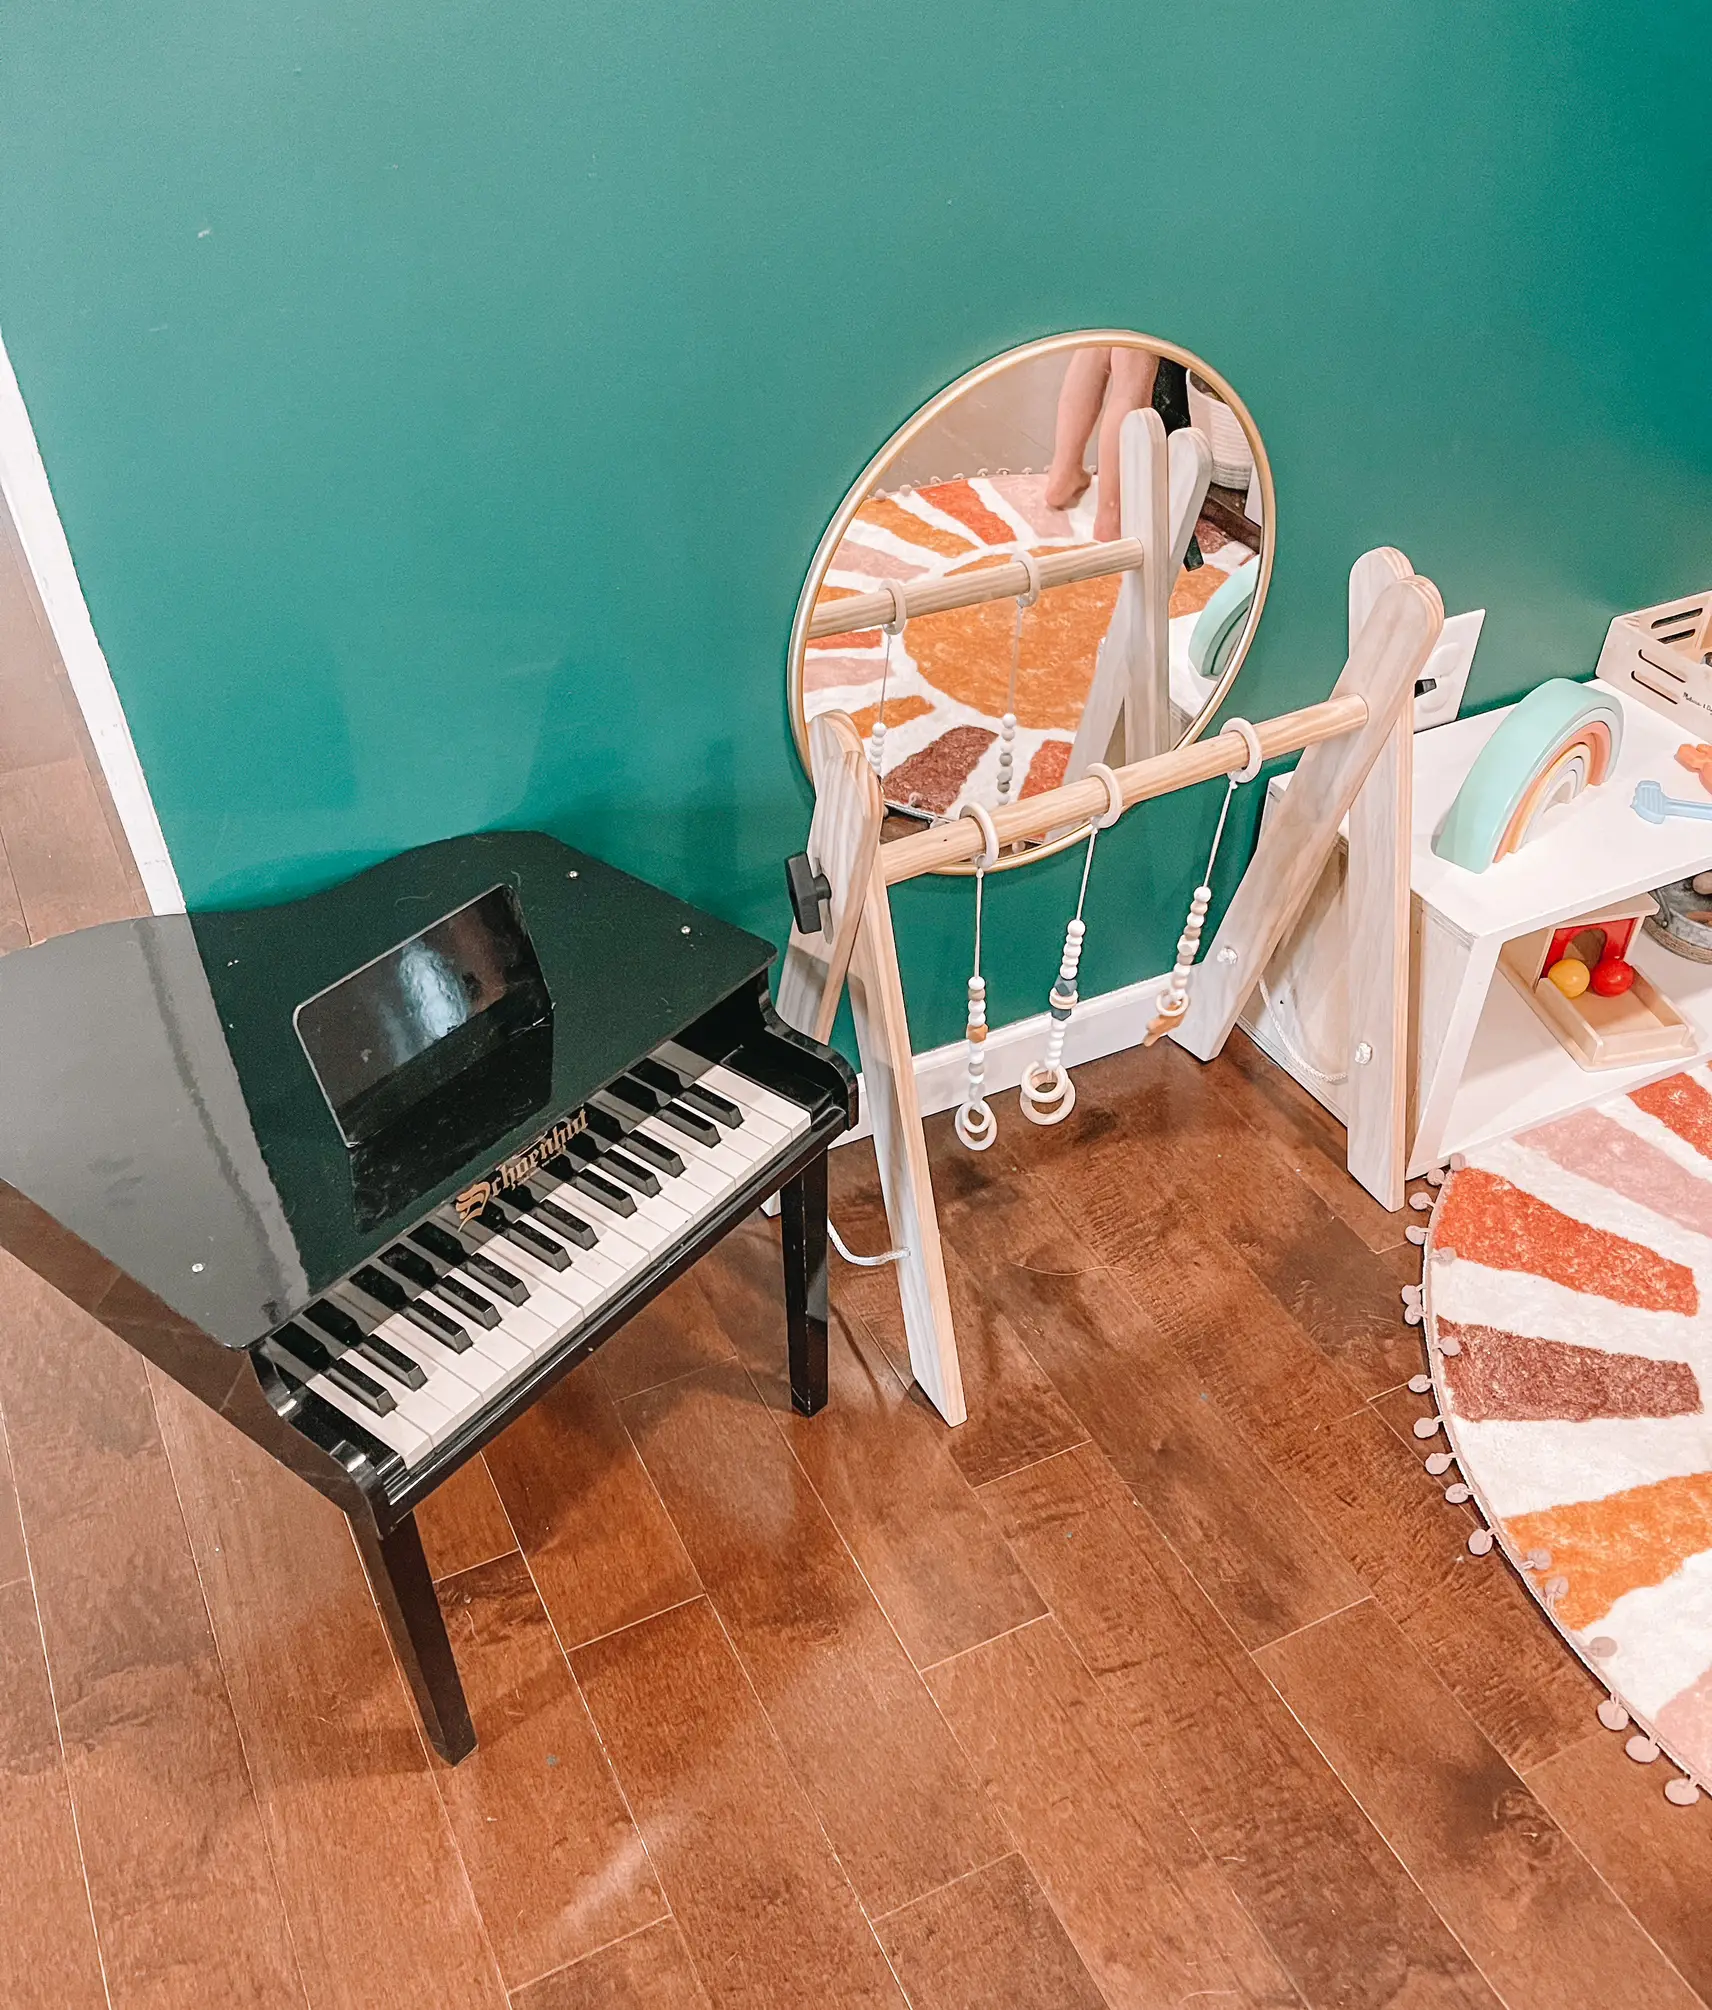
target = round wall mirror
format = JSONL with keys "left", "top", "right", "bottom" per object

{"left": 788, "top": 330, "right": 1274, "bottom": 868}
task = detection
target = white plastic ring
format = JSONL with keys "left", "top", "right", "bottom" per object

{"left": 882, "top": 580, "right": 910, "bottom": 635}
{"left": 955, "top": 1099, "right": 997, "bottom": 1150}
{"left": 1014, "top": 549, "right": 1043, "bottom": 608}
{"left": 1226, "top": 716, "right": 1263, "bottom": 783}
{"left": 960, "top": 800, "right": 1000, "bottom": 869}
{"left": 1019, "top": 1063, "right": 1076, "bottom": 1126}
{"left": 1086, "top": 761, "right": 1125, "bottom": 828}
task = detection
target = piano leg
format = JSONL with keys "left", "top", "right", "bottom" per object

{"left": 350, "top": 1508, "right": 477, "bottom": 1764}
{"left": 780, "top": 1147, "right": 830, "bottom": 1416}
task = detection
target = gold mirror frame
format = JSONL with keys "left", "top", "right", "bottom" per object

{"left": 786, "top": 328, "right": 1276, "bottom": 873}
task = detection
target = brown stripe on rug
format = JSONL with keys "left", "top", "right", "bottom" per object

{"left": 1519, "top": 1106, "right": 1712, "bottom": 1239}
{"left": 1433, "top": 1168, "right": 1698, "bottom": 1315}
{"left": 1439, "top": 1319, "right": 1701, "bottom": 1423}
{"left": 883, "top": 726, "right": 997, "bottom": 815}
{"left": 1506, "top": 1472, "right": 1712, "bottom": 1630}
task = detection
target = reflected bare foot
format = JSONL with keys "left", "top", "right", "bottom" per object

{"left": 1044, "top": 463, "right": 1091, "bottom": 512}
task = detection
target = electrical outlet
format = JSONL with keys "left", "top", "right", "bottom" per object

{"left": 1413, "top": 608, "right": 1484, "bottom": 731}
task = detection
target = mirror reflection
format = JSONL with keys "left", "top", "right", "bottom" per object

{"left": 791, "top": 332, "right": 1272, "bottom": 828}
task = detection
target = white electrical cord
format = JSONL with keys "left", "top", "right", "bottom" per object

{"left": 828, "top": 1221, "right": 907, "bottom": 1267}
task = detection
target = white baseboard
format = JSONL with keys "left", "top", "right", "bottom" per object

{"left": 0, "top": 331, "right": 184, "bottom": 915}
{"left": 838, "top": 968, "right": 1170, "bottom": 1145}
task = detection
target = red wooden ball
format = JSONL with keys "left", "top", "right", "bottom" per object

{"left": 1590, "top": 957, "right": 1636, "bottom": 997}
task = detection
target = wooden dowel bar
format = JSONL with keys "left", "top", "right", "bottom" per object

{"left": 879, "top": 693, "right": 1371, "bottom": 884}
{"left": 806, "top": 538, "right": 1145, "bottom": 641}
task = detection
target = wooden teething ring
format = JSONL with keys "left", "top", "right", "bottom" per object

{"left": 1020, "top": 762, "right": 1125, "bottom": 1125}
{"left": 954, "top": 802, "right": 1001, "bottom": 1151}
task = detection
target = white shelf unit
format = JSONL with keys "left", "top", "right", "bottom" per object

{"left": 1245, "top": 681, "right": 1712, "bottom": 1177}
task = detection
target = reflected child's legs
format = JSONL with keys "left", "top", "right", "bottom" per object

{"left": 1045, "top": 346, "right": 1110, "bottom": 512}
{"left": 1093, "top": 346, "right": 1160, "bottom": 540}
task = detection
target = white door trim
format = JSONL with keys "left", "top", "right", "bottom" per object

{"left": 0, "top": 329, "right": 183, "bottom": 914}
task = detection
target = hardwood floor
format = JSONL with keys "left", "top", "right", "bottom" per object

{"left": 0, "top": 543, "right": 1707, "bottom": 2006}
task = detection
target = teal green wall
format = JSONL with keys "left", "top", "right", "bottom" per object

{"left": 4, "top": 3, "right": 1710, "bottom": 1050}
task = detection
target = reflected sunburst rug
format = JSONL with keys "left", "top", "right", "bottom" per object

{"left": 1422, "top": 1067, "right": 1712, "bottom": 1802}
{"left": 808, "top": 474, "right": 1255, "bottom": 816}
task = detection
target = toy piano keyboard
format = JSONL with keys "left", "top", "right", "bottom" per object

{"left": 1498, "top": 896, "right": 1694, "bottom": 1069}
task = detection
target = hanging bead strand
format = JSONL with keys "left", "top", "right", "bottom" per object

{"left": 996, "top": 550, "right": 1042, "bottom": 803}
{"left": 869, "top": 581, "right": 908, "bottom": 777}
{"left": 1020, "top": 763, "right": 1124, "bottom": 1125}
{"left": 954, "top": 803, "right": 1000, "bottom": 1151}
{"left": 1145, "top": 718, "right": 1263, "bottom": 1046}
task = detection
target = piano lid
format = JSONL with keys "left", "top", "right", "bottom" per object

{"left": 0, "top": 831, "right": 774, "bottom": 1348}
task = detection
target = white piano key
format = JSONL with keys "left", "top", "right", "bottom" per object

{"left": 513, "top": 1212, "right": 635, "bottom": 1296}
{"left": 676, "top": 1103, "right": 779, "bottom": 1164}
{"left": 480, "top": 1232, "right": 608, "bottom": 1319}
{"left": 540, "top": 1173, "right": 679, "bottom": 1260}
{"left": 370, "top": 1317, "right": 502, "bottom": 1420}
{"left": 636, "top": 1116, "right": 757, "bottom": 1190}
{"left": 534, "top": 1187, "right": 655, "bottom": 1275}
{"left": 423, "top": 1299, "right": 533, "bottom": 1375}
{"left": 307, "top": 1370, "right": 436, "bottom": 1465}
{"left": 699, "top": 1065, "right": 805, "bottom": 1141}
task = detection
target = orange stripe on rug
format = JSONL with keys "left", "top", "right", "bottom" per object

{"left": 917, "top": 480, "right": 1018, "bottom": 546}
{"left": 850, "top": 694, "right": 933, "bottom": 741}
{"left": 1438, "top": 1319, "right": 1700, "bottom": 1422}
{"left": 1505, "top": 1472, "right": 1712, "bottom": 1631}
{"left": 1631, "top": 1073, "right": 1712, "bottom": 1162}
{"left": 855, "top": 496, "right": 979, "bottom": 559}
{"left": 1020, "top": 740, "right": 1070, "bottom": 797}
{"left": 1519, "top": 1107, "right": 1712, "bottom": 1240}
{"left": 1433, "top": 1168, "right": 1697, "bottom": 1314}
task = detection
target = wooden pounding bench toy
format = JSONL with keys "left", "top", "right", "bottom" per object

{"left": 1498, "top": 895, "right": 1694, "bottom": 1071}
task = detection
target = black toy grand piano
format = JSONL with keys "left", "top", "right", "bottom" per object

{"left": 0, "top": 831, "right": 853, "bottom": 1761}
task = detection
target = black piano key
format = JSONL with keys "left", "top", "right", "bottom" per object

{"left": 430, "top": 1273, "right": 504, "bottom": 1329}
{"left": 344, "top": 1265, "right": 470, "bottom": 1352}
{"left": 580, "top": 1104, "right": 631, "bottom": 1147}
{"left": 653, "top": 1101, "right": 721, "bottom": 1147}
{"left": 634, "top": 1054, "right": 689, "bottom": 1099}
{"left": 270, "top": 1325, "right": 396, "bottom": 1416}
{"left": 354, "top": 1332, "right": 428, "bottom": 1391}
{"left": 400, "top": 1297, "right": 472, "bottom": 1352}
{"left": 679, "top": 1081, "right": 743, "bottom": 1128}
{"left": 606, "top": 1071, "right": 670, "bottom": 1115}
{"left": 464, "top": 1250, "right": 528, "bottom": 1304}
{"left": 350, "top": 1264, "right": 409, "bottom": 1312}
{"left": 325, "top": 1357, "right": 400, "bottom": 1415}
{"left": 563, "top": 1166, "right": 637, "bottom": 1217}
{"left": 284, "top": 1380, "right": 405, "bottom": 1485}
{"left": 483, "top": 1203, "right": 571, "bottom": 1270}
{"left": 410, "top": 1221, "right": 470, "bottom": 1267}
{"left": 381, "top": 1243, "right": 441, "bottom": 1290}
{"left": 271, "top": 1321, "right": 342, "bottom": 1376}
{"left": 618, "top": 1130, "right": 684, "bottom": 1178}
{"left": 521, "top": 1189, "right": 599, "bottom": 1248}
{"left": 597, "top": 1150, "right": 661, "bottom": 1198}
{"left": 302, "top": 1298, "right": 369, "bottom": 1348}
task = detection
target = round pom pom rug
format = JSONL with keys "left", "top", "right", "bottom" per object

{"left": 1423, "top": 1066, "right": 1712, "bottom": 1796}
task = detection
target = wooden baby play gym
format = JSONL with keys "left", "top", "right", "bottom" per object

{"left": 781, "top": 444, "right": 1445, "bottom": 1421}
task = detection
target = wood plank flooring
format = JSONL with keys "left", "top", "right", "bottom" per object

{"left": 0, "top": 529, "right": 1707, "bottom": 2007}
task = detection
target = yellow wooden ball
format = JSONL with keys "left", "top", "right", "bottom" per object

{"left": 1547, "top": 956, "right": 1591, "bottom": 999}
